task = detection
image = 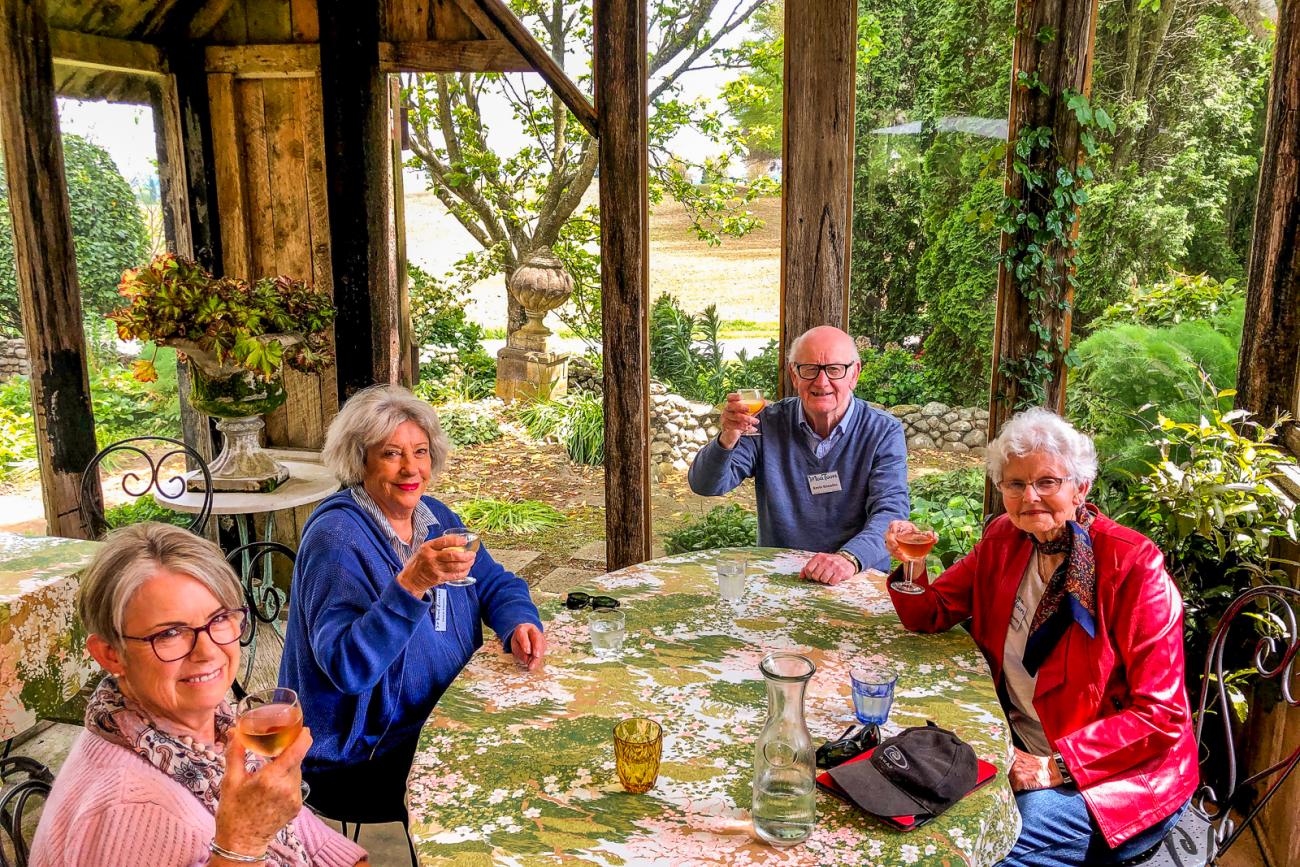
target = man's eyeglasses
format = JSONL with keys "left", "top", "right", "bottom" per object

{"left": 124, "top": 608, "right": 250, "bottom": 662}
{"left": 565, "top": 592, "right": 621, "bottom": 611}
{"left": 816, "top": 723, "right": 880, "bottom": 769}
{"left": 997, "top": 476, "right": 1067, "bottom": 499}
{"left": 791, "top": 362, "right": 857, "bottom": 381}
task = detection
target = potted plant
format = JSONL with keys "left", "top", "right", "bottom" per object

{"left": 110, "top": 254, "right": 336, "bottom": 492}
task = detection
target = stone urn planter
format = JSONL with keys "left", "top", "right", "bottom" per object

{"left": 166, "top": 336, "right": 299, "bottom": 493}
{"left": 496, "top": 247, "right": 574, "bottom": 402}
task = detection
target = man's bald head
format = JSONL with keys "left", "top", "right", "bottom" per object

{"left": 787, "top": 326, "right": 860, "bottom": 365}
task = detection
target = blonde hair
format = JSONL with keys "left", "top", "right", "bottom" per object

{"left": 321, "top": 384, "right": 450, "bottom": 487}
{"left": 986, "top": 407, "right": 1098, "bottom": 486}
{"left": 77, "top": 522, "right": 242, "bottom": 648}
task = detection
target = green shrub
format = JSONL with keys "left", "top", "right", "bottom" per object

{"left": 909, "top": 468, "right": 985, "bottom": 567}
{"left": 416, "top": 347, "right": 497, "bottom": 403}
{"left": 663, "top": 504, "right": 758, "bottom": 554}
{"left": 515, "top": 393, "right": 604, "bottom": 466}
{"left": 854, "top": 346, "right": 948, "bottom": 406}
{"left": 649, "top": 294, "right": 779, "bottom": 402}
{"left": 408, "top": 262, "right": 486, "bottom": 354}
{"left": 454, "top": 498, "right": 565, "bottom": 534}
{"left": 1091, "top": 271, "right": 1243, "bottom": 331}
{"left": 437, "top": 402, "right": 501, "bottom": 448}
{"left": 103, "top": 497, "right": 191, "bottom": 530}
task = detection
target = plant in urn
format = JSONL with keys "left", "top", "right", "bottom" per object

{"left": 496, "top": 247, "right": 573, "bottom": 401}
{"left": 111, "top": 255, "right": 336, "bottom": 492}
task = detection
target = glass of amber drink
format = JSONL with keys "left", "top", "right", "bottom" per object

{"left": 891, "top": 522, "right": 937, "bottom": 596}
{"left": 736, "top": 389, "right": 766, "bottom": 436}
{"left": 236, "top": 688, "right": 303, "bottom": 758}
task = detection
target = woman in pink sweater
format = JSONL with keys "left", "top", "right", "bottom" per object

{"left": 32, "top": 523, "right": 370, "bottom": 867}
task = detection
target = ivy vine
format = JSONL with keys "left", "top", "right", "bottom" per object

{"left": 996, "top": 75, "right": 1115, "bottom": 408}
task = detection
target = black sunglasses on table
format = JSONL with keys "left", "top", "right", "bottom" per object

{"left": 564, "top": 592, "right": 620, "bottom": 611}
{"left": 816, "top": 723, "right": 881, "bottom": 770}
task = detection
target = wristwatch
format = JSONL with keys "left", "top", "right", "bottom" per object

{"left": 1052, "top": 751, "right": 1074, "bottom": 786}
{"left": 836, "top": 550, "right": 861, "bottom": 572}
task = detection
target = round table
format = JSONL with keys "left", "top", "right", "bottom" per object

{"left": 155, "top": 451, "right": 338, "bottom": 686}
{"left": 405, "top": 547, "right": 1020, "bottom": 865}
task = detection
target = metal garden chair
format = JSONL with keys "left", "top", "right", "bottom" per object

{"left": 79, "top": 435, "right": 213, "bottom": 538}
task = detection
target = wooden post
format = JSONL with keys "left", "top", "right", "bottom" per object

{"left": 778, "top": 0, "right": 855, "bottom": 396}
{"left": 0, "top": 0, "right": 100, "bottom": 538}
{"left": 1236, "top": 0, "right": 1299, "bottom": 457}
{"left": 391, "top": 75, "right": 415, "bottom": 389}
{"left": 984, "top": 0, "right": 1101, "bottom": 518}
{"left": 318, "top": 0, "right": 398, "bottom": 400}
{"left": 595, "top": 0, "right": 651, "bottom": 570}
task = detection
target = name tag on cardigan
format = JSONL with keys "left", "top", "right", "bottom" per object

{"left": 808, "top": 471, "right": 843, "bottom": 494}
{"left": 435, "top": 587, "right": 448, "bottom": 631}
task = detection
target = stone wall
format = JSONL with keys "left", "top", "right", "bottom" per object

{"left": 0, "top": 338, "right": 29, "bottom": 379}
{"left": 888, "top": 402, "right": 989, "bottom": 456}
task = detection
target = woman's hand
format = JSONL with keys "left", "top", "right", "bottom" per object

{"left": 717, "top": 393, "right": 759, "bottom": 449}
{"left": 396, "top": 536, "right": 476, "bottom": 598}
{"left": 1008, "top": 747, "right": 1062, "bottom": 792}
{"left": 883, "top": 520, "right": 920, "bottom": 563}
{"left": 510, "top": 623, "right": 547, "bottom": 671}
{"left": 212, "top": 728, "right": 311, "bottom": 861}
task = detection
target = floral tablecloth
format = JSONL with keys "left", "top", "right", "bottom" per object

{"left": 407, "top": 548, "right": 1019, "bottom": 865}
{"left": 0, "top": 533, "right": 100, "bottom": 739}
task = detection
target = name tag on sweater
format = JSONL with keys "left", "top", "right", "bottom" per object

{"left": 434, "top": 587, "right": 448, "bottom": 631}
{"left": 808, "top": 471, "right": 842, "bottom": 494}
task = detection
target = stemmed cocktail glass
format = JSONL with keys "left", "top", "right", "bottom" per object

{"left": 890, "top": 521, "right": 937, "bottom": 596}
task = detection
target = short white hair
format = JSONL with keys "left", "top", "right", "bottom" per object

{"left": 786, "top": 326, "right": 862, "bottom": 365}
{"left": 986, "top": 407, "right": 1098, "bottom": 487}
{"left": 322, "top": 384, "right": 450, "bottom": 487}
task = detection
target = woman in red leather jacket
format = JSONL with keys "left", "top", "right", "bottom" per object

{"left": 884, "top": 408, "right": 1197, "bottom": 866}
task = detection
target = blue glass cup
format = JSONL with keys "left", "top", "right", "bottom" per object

{"left": 850, "top": 667, "right": 896, "bottom": 725}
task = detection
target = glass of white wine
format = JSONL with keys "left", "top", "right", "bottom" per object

{"left": 440, "top": 526, "right": 480, "bottom": 587}
{"left": 236, "top": 687, "right": 303, "bottom": 758}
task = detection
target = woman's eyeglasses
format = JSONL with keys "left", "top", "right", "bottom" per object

{"left": 997, "top": 476, "right": 1066, "bottom": 499}
{"left": 565, "top": 592, "right": 621, "bottom": 611}
{"left": 124, "top": 608, "right": 251, "bottom": 662}
{"left": 815, "top": 723, "right": 880, "bottom": 770}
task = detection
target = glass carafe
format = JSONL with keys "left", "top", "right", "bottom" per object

{"left": 752, "top": 652, "right": 817, "bottom": 846}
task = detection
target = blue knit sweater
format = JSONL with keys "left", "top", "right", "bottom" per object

{"left": 278, "top": 491, "right": 542, "bottom": 775}
{"left": 687, "top": 397, "right": 910, "bottom": 572}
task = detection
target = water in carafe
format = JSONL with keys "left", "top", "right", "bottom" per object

{"left": 752, "top": 652, "right": 816, "bottom": 846}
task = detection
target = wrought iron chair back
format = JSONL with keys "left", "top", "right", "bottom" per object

{"left": 225, "top": 541, "right": 295, "bottom": 700}
{"left": 0, "top": 757, "right": 53, "bottom": 867}
{"left": 80, "top": 436, "right": 213, "bottom": 538}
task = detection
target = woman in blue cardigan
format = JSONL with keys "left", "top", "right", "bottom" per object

{"left": 280, "top": 385, "right": 545, "bottom": 824}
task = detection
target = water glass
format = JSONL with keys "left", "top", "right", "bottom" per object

{"left": 613, "top": 717, "right": 663, "bottom": 793}
{"left": 850, "top": 667, "right": 896, "bottom": 726}
{"left": 440, "top": 527, "right": 480, "bottom": 587}
{"left": 716, "top": 558, "right": 746, "bottom": 607}
{"left": 589, "top": 608, "right": 626, "bottom": 658}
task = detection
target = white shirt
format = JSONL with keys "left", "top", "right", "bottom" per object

{"left": 1002, "top": 553, "right": 1053, "bottom": 756}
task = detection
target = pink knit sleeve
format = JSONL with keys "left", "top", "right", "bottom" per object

{"left": 54, "top": 800, "right": 210, "bottom": 866}
{"left": 293, "top": 808, "right": 368, "bottom": 866}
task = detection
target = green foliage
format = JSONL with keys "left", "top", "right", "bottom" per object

{"left": 515, "top": 393, "right": 605, "bottom": 466}
{"left": 415, "top": 350, "right": 497, "bottom": 403}
{"left": 663, "top": 504, "right": 758, "bottom": 554}
{"left": 1121, "top": 405, "right": 1298, "bottom": 646}
{"left": 436, "top": 402, "right": 502, "bottom": 447}
{"left": 0, "top": 134, "right": 150, "bottom": 336}
{"left": 110, "top": 255, "right": 336, "bottom": 381}
{"left": 853, "top": 346, "right": 948, "bottom": 406}
{"left": 720, "top": 2, "right": 787, "bottom": 160}
{"left": 1092, "top": 271, "right": 1242, "bottom": 330}
{"left": 908, "top": 468, "right": 985, "bottom": 567}
{"left": 103, "top": 497, "right": 191, "bottom": 530}
{"left": 453, "top": 498, "right": 565, "bottom": 535}
{"left": 648, "top": 294, "right": 779, "bottom": 402}
{"left": 407, "top": 262, "right": 486, "bottom": 353}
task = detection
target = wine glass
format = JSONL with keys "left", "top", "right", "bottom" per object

{"left": 736, "top": 388, "right": 766, "bottom": 436}
{"left": 440, "top": 527, "right": 480, "bottom": 587}
{"left": 236, "top": 687, "right": 303, "bottom": 758}
{"left": 890, "top": 521, "right": 937, "bottom": 596}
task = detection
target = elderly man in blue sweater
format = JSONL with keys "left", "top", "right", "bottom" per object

{"left": 688, "top": 325, "right": 910, "bottom": 584}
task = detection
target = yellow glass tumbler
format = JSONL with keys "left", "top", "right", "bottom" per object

{"left": 613, "top": 717, "right": 663, "bottom": 794}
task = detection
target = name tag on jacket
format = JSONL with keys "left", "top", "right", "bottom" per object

{"left": 808, "top": 471, "right": 843, "bottom": 495}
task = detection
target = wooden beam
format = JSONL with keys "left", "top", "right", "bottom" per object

{"left": 49, "top": 28, "right": 165, "bottom": 75}
{"left": 458, "top": 0, "right": 598, "bottom": 138}
{"left": 0, "top": 0, "right": 100, "bottom": 538}
{"left": 378, "top": 39, "right": 531, "bottom": 72}
{"left": 205, "top": 43, "right": 319, "bottom": 77}
{"left": 319, "top": 0, "right": 399, "bottom": 398}
{"left": 595, "top": 0, "right": 651, "bottom": 569}
{"left": 984, "top": 0, "right": 1102, "bottom": 517}
{"left": 391, "top": 76, "right": 416, "bottom": 388}
{"left": 778, "top": 0, "right": 855, "bottom": 396}
{"left": 1236, "top": 0, "right": 1300, "bottom": 452}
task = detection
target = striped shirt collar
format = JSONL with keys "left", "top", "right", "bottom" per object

{"left": 349, "top": 485, "right": 438, "bottom": 564}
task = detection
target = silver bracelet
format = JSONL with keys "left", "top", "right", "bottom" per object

{"left": 209, "top": 840, "right": 268, "bottom": 863}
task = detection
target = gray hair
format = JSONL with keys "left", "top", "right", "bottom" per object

{"left": 78, "top": 522, "right": 242, "bottom": 649}
{"left": 986, "top": 407, "right": 1098, "bottom": 487}
{"left": 322, "top": 384, "right": 450, "bottom": 487}
{"left": 786, "top": 326, "right": 862, "bottom": 365}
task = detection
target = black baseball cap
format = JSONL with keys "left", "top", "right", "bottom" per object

{"left": 827, "top": 724, "right": 978, "bottom": 819}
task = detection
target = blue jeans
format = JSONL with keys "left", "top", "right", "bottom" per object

{"left": 998, "top": 787, "right": 1190, "bottom": 866}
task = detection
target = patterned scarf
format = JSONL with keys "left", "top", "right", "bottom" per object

{"left": 84, "top": 677, "right": 310, "bottom": 867}
{"left": 1022, "top": 504, "right": 1098, "bottom": 676}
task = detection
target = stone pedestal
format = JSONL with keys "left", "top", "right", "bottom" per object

{"left": 495, "top": 346, "right": 570, "bottom": 402}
